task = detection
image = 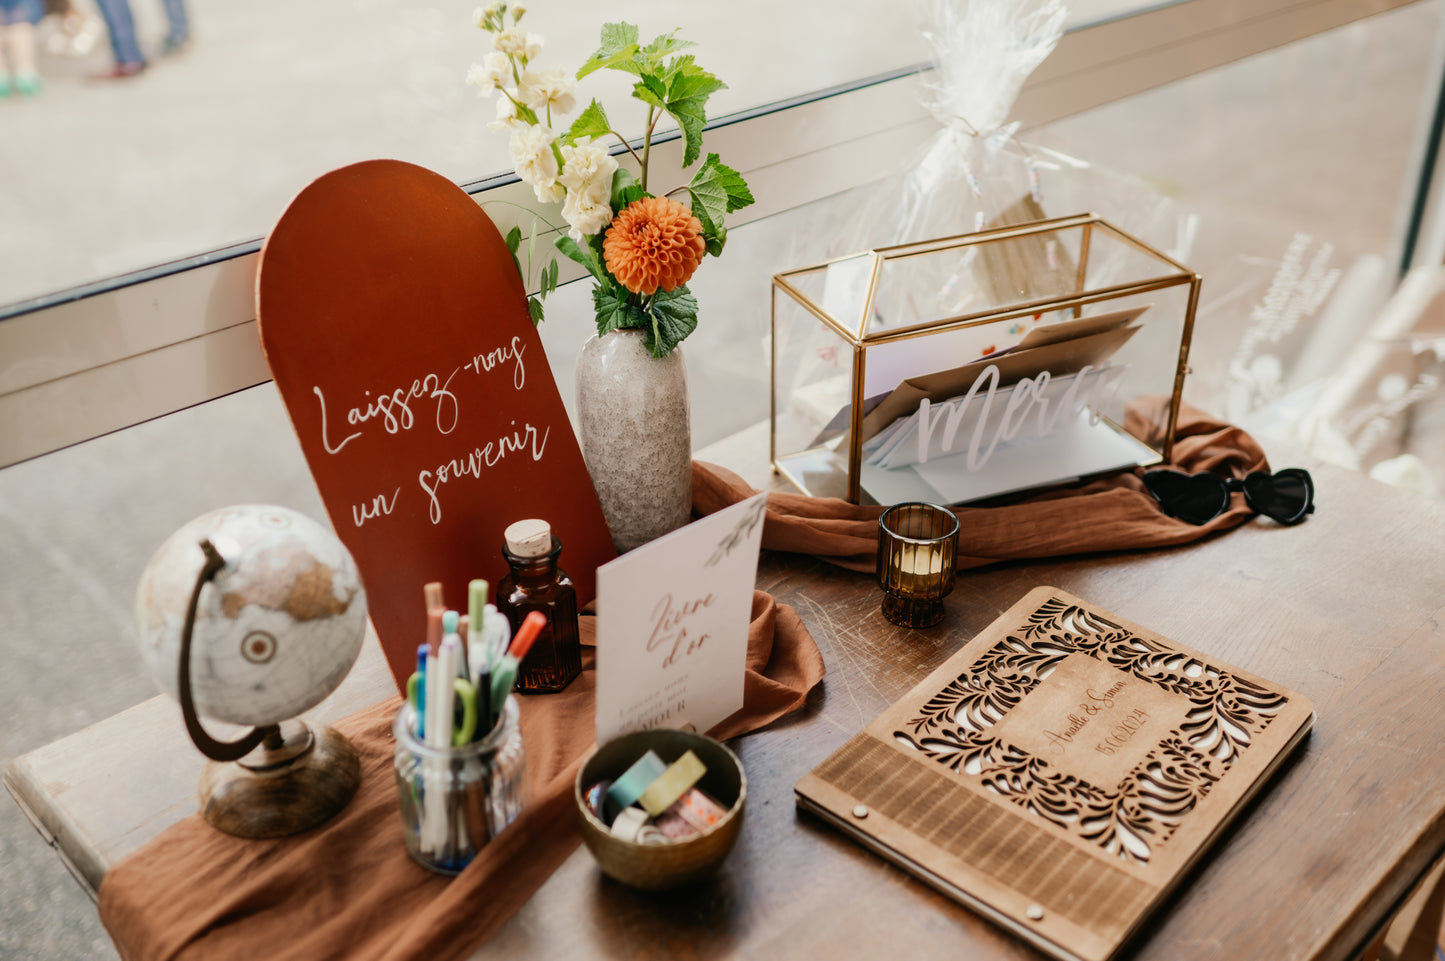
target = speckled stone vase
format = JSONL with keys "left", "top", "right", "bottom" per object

{"left": 575, "top": 328, "right": 692, "bottom": 552}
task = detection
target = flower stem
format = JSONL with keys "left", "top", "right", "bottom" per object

{"left": 608, "top": 130, "right": 645, "bottom": 170}
{"left": 640, "top": 106, "right": 655, "bottom": 192}
{"left": 478, "top": 199, "right": 566, "bottom": 234}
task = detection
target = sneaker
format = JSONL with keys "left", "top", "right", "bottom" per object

{"left": 14, "top": 72, "right": 42, "bottom": 97}
{"left": 0, "top": 74, "right": 9, "bottom": 98}
{"left": 159, "top": 34, "right": 190, "bottom": 56}
{"left": 89, "top": 61, "right": 146, "bottom": 81}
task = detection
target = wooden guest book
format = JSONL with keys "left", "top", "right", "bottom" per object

{"left": 795, "top": 587, "right": 1315, "bottom": 961}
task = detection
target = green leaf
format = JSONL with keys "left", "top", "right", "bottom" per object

{"left": 564, "top": 99, "right": 612, "bottom": 146}
{"left": 702, "top": 153, "right": 754, "bottom": 212}
{"left": 641, "top": 31, "right": 695, "bottom": 62}
{"left": 609, "top": 167, "right": 638, "bottom": 209}
{"left": 504, "top": 226, "right": 524, "bottom": 280}
{"left": 595, "top": 22, "right": 639, "bottom": 55}
{"left": 632, "top": 74, "right": 666, "bottom": 111}
{"left": 592, "top": 283, "right": 648, "bottom": 338}
{"left": 555, "top": 234, "right": 609, "bottom": 286}
{"left": 663, "top": 63, "right": 725, "bottom": 168}
{"left": 609, "top": 166, "right": 647, "bottom": 212}
{"left": 527, "top": 296, "right": 545, "bottom": 326}
{"left": 687, "top": 168, "right": 727, "bottom": 238}
{"left": 704, "top": 225, "right": 726, "bottom": 258}
{"left": 658, "top": 52, "right": 696, "bottom": 87}
{"left": 643, "top": 285, "right": 699, "bottom": 357}
{"left": 578, "top": 22, "right": 640, "bottom": 78}
{"left": 687, "top": 155, "right": 751, "bottom": 253}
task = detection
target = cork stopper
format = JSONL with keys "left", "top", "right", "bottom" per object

{"left": 504, "top": 518, "right": 552, "bottom": 557}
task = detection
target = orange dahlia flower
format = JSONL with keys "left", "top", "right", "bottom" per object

{"left": 602, "top": 196, "right": 706, "bottom": 296}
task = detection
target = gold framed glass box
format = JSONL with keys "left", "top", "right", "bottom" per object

{"left": 769, "top": 213, "right": 1200, "bottom": 505}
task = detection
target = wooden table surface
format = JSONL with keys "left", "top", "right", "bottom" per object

{"left": 8, "top": 448, "right": 1445, "bottom": 961}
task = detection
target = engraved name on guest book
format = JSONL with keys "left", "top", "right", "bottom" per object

{"left": 988, "top": 653, "right": 1189, "bottom": 790}
{"left": 256, "top": 159, "right": 615, "bottom": 688}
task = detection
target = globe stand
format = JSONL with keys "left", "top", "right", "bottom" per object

{"left": 181, "top": 539, "right": 361, "bottom": 839}
{"left": 198, "top": 720, "right": 361, "bottom": 839}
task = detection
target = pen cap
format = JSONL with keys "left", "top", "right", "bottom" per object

{"left": 504, "top": 519, "right": 552, "bottom": 558}
{"left": 468, "top": 580, "right": 488, "bottom": 628}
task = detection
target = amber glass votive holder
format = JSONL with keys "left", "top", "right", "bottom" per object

{"left": 876, "top": 502, "right": 959, "bottom": 628}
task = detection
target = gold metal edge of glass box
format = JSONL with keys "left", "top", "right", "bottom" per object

{"left": 769, "top": 212, "right": 1201, "bottom": 504}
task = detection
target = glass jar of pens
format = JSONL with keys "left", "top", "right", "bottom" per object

{"left": 393, "top": 608, "right": 546, "bottom": 874}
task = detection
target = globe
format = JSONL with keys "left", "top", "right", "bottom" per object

{"left": 134, "top": 504, "right": 367, "bottom": 728}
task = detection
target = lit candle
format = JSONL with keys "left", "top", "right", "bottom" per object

{"left": 876, "top": 502, "right": 959, "bottom": 628}
{"left": 898, "top": 543, "right": 944, "bottom": 578}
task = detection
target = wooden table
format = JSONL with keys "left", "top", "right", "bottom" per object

{"left": 8, "top": 452, "right": 1445, "bottom": 961}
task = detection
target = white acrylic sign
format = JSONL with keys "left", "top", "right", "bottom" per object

{"left": 594, "top": 492, "right": 768, "bottom": 744}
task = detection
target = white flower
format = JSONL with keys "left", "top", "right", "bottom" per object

{"left": 474, "top": 1, "right": 503, "bottom": 28}
{"left": 517, "top": 68, "right": 575, "bottom": 115}
{"left": 558, "top": 138, "right": 618, "bottom": 194}
{"left": 509, "top": 125, "right": 561, "bottom": 200}
{"left": 561, "top": 181, "right": 614, "bottom": 240}
{"left": 488, "top": 96, "right": 524, "bottom": 131}
{"left": 534, "top": 180, "right": 565, "bottom": 204}
{"left": 510, "top": 2, "right": 527, "bottom": 20}
{"left": 494, "top": 27, "right": 534, "bottom": 58}
{"left": 466, "top": 51, "right": 510, "bottom": 96}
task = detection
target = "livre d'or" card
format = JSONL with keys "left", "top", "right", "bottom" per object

{"left": 594, "top": 493, "right": 768, "bottom": 743}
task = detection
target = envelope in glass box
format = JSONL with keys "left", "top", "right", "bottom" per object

{"left": 769, "top": 214, "right": 1200, "bottom": 505}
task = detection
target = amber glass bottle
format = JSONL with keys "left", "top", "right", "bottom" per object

{"left": 496, "top": 518, "right": 581, "bottom": 693}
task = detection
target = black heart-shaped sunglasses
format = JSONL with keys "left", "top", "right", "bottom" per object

{"left": 1142, "top": 467, "right": 1315, "bottom": 526}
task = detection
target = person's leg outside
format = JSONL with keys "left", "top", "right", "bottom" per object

{"left": 158, "top": 0, "right": 187, "bottom": 53}
{"left": 0, "top": 0, "right": 43, "bottom": 95}
{"left": 90, "top": 0, "right": 144, "bottom": 77}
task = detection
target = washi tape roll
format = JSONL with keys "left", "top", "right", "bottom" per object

{"left": 656, "top": 808, "right": 701, "bottom": 841}
{"left": 638, "top": 751, "right": 706, "bottom": 817}
{"left": 604, "top": 750, "right": 667, "bottom": 812}
{"left": 637, "top": 825, "right": 668, "bottom": 845}
{"left": 671, "top": 787, "right": 728, "bottom": 832}
{"left": 609, "top": 806, "right": 650, "bottom": 842}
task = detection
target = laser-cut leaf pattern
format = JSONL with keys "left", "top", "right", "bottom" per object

{"left": 894, "top": 595, "right": 1286, "bottom": 864}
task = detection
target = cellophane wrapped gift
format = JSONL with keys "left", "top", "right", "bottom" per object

{"left": 831, "top": 0, "right": 1190, "bottom": 323}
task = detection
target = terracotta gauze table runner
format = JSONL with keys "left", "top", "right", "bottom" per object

{"left": 99, "top": 401, "right": 1273, "bottom": 961}
{"left": 693, "top": 400, "right": 1273, "bottom": 571}
{"left": 100, "top": 593, "right": 825, "bottom": 961}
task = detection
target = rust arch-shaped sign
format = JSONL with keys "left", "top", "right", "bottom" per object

{"left": 257, "top": 159, "right": 615, "bottom": 689}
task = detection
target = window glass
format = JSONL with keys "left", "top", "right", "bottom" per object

{"left": 1028, "top": 0, "right": 1445, "bottom": 427}
{"left": 1, "top": 0, "right": 1166, "bottom": 310}
{"left": 0, "top": 0, "right": 934, "bottom": 307}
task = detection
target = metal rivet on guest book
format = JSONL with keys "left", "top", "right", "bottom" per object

{"left": 1026, "top": 905, "right": 1045, "bottom": 921}
{"left": 852, "top": 805, "right": 869, "bottom": 819}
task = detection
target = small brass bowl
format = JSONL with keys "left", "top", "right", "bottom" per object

{"left": 574, "top": 728, "right": 746, "bottom": 890}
